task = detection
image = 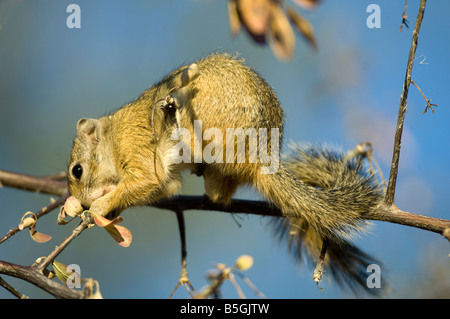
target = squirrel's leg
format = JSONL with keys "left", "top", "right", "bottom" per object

{"left": 203, "top": 166, "right": 239, "bottom": 205}
{"left": 89, "top": 172, "right": 182, "bottom": 218}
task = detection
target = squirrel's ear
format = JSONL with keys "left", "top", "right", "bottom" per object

{"left": 77, "top": 118, "right": 102, "bottom": 143}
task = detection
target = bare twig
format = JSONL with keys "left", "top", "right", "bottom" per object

{"left": 0, "top": 179, "right": 448, "bottom": 299}
{"left": 0, "top": 260, "right": 84, "bottom": 299}
{"left": 385, "top": 0, "right": 427, "bottom": 206}
{"left": 400, "top": 0, "right": 409, "bottom": 31}
{"left": 0, "top": 194, "right": 69, "bottom": 245}
{"left": 0, "top": 276, "right": 29, "bottom": 299}
{"left": 312, "top": 238, "right": 329, "bottom": 285}
{"left": 233, "top": 271, "right": 267, "bottom": 298}
{"left": 195, "top": 266, "right": 230, "bottom": 299}
{"left": 0, "top": 169, "right": 67, "bottom": 196}
{"left": 34, "top": 217, "right": 92, "bottom": 272}
{"left": 411, "top": 79, "right": 437, "bottom": 113}
{"left": 1, "top": 169, "right": 449, "bottom": 238}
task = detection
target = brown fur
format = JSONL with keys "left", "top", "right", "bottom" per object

{"left": 68, "top": 52, "right": 383, "bottom": 253}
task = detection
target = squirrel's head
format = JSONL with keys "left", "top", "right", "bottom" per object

{"left": 67, "top": 118, "right": 120, "bottom": 211}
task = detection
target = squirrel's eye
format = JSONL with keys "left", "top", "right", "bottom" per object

{"left": 72, "top": 164, "right": 83, "bottom": 180}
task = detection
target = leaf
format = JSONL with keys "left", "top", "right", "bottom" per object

{"left": 104, "top": 224, "right": 133, "bottom": 248}
{"left": 293, "top": 0, "right": 321, "bottom": 10}
{"left": 238, "top": 0, "right": 271, "bottom": 43}
{"left": 19, "top": 212, "right": 36, "bottom": 230}
{"left": 92, "top": 212, "right": 123, "bottom": 227}
{"left": 52, "top": 260, "right": 71, "bottom": 283}
{"left": 286, "top": 6, "right": 317, "bottom": 49}
{"left": 91, "top": 212, "right": 132, "bottom": 247}
{"left": 63, "top": 196, "right": 84, "bottom": 217}
{"left": 84, "top": 279, "right": 103, "bottom": 299}
{"left": 227, "top": 0, "right": 241, "bottom": 37}
{"left": 52, "top": 260, "right": 81, "bottom": 287}
{"left": 266, "top": 3, "right": 296, "bottom": 61}
{"left": 19, "top": 217, "right": 36, "bottom": 230}
{"left": 57, "top": 208, "right": 71, "bottom": 225}
{"left": 30, "top": 229, "right": 52, "bottom": 243}
{"left": 58, "top": 197, "right": 84, "bottom": 225}
{"left": 19, "top": 211, "right": 51, "bottom": 243}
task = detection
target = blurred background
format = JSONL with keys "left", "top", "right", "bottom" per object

{"left": 0, "top": 0, "right": 449, "bottom": 298}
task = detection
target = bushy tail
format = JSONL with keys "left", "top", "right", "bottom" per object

{"left": 269, "top": 215, "right": 385, "bottom": 295}
{"left": 257, "top": 143, "right": 385, "bottom": 295}
{"left": 256, "top": 144, "right": 383, "bottom": 241}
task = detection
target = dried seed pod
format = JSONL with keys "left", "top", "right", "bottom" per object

{"left": 286, "top": 6, "right": 317, "bottom": 49}
{"left": 227, "top": 0, "right": 242, "bottom": 37}
{"left": 19, "top": 214, "right": 36, "bottom": 230}
{"left": 238, "top": 0, "right": 271, "bottom": 43}
{"left": 63, "top": 196, "right": 84, "bottom": 217}
{"left": 266, "top": 3, "right": 296, "bottom": 61}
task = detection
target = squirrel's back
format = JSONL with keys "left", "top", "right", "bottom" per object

{"left": 68, "top": 53, "right": 385, "bottom": 295}
{"left": 186, "top": 53, "right": 284, "bottom": 133}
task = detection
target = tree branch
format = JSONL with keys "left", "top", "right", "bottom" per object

{"left": 1, "top": 169, "right": 449, "bottom": 238}
{"left": 0, "top": 260, "right": 83, "bottom": 299}
{"left": 0, "top": 194, "right": 69, "bottom": 245}
{"left": 385, "top": 0, "right": 427, "bottom": 206}
{"left": 35, "top": 218, "right": 92, "bottom": 272}
{"left": 0, "top": 169, "right": 67, "bottom": 197}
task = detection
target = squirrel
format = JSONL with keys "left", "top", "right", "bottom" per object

{"left": 67, "top": 53, "right": 385, "bottom": 294}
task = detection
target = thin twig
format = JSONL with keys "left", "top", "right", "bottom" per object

{"left": 1, "top": 169, "right": 449, "bottom": 237}
{"left": 0, "top": 275, "right": 29, "bottom": 299}
{"left": 385, "top": 0, "right": 427, "bottom": 206}
{"left": 400, "top": 0, "right": 409, "bottom": 31}
{"left": 233, "top": 271, "right": 267, "bottom": 298}
{"left": 312, "top": 238, "right": 329, "bottom": 285}
{"left": 228, "top": 272, "right": 246, "bottom": 299}
{"left": 195, "top": 267, "right": 230, "bottom": 299}
{"left": 35, "top": 217, "right": 92, "bottom": 272}
{"left": 0, "top": 169, "right": 67, "bottom": 196}
{"left": 0, "top": 178, "right": 449, "bottom": 299}
{"left": 0, "top": 194, "right": 69, "bottom": 245}
{"left": 410, "top": 79, "right": 437, "bottom": 113}
{"left": 0, "top": 261, "right": 84, "bottom": 299}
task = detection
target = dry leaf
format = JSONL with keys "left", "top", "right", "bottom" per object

{"left": 58, "top": 196, "right": 84, "bottom": 225}
{"left": 30, "top": 229, "right": 52, "bottom": 243}
{"left": 105, "top": 224, "right": 133, "bottom": 248}
{"left": 266, "top": 3, "right": 296, "bottom": 61}
{"left": 63, "top": 196, "right": 84, "bottom": 217}
{"left": 19, "top": 216, "right": 36, "bottom": 230}
{"left": 227, "top": 0, "right": 242, "bottom": 36}
{"left": 293, "top": 0, "right": 321, "bottom": 10}
{"left": 19, "top": 211, "right": 52, "bottom": 243}
{"left": 91, "top": 212, "right": 132, "bottom": 247}
{"left": 238, "top": 0, "right": 271, "bottom": 43}
{"left": 286, "top": 6, "right": 317, "bottom": 49}
{"left": 57, "top": 208, "right": 71, "bottom": 225}
{"left": 84, "top": 279, "right": 103, "bottom": 299}
{"left": 91, "top": 212, "right": 123, "bottom": 227}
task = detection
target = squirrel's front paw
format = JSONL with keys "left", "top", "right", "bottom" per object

{"left": 89, "top": 198, "right": 117, "bottom": 219}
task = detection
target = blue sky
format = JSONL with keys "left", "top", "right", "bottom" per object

{"left": 0, "top": 0, "right": 449, "bottom": 298}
